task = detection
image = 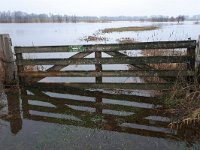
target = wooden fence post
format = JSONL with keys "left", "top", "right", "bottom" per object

{"left": 0, "top": 34, "right": 15, "bottom": 85}
{"left": 196, "top": 35, "right": 200, "bottom": 82}
{"left": 95, "top": 52, "right": 103, "bottom": 113}
{"left": 95, "top": 52, "right": 102, "bottom": 83}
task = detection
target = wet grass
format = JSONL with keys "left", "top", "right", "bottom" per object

{"left": 164, "top": 77, "right": 200, "bottom": 124}
{"left": 101, "top": 26, "right": 160, "bottom": 33}
{"left": 141, "top": 47, "right": 200, "bottom": 129}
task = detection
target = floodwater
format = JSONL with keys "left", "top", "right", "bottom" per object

{"left": 0, "top": 21, "right": 200, "bottom": 149}
{"left": 1, "top": 86, "right": 200, "bottom": 150}
{"left": 0, "top": 21, "right": 199, "bottom": 46}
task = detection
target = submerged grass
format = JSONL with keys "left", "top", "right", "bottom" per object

{"left": 101, "top": 26, "right": 160, "bottom": 33}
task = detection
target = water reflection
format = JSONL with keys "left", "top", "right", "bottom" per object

{"left": 5, "top": 92, "right": 22, "bottom": 134}
{"left": 2, "top": 85, "right": 200, "bottom": 149}
{"left": 18, "top": 85, "right": 175, "bottom": 139}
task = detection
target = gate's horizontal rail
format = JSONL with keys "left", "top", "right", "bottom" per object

{"left": 15, "top": 40, "right": 196, "bottom": 53}
{"left": 17, "top": 56, "right": 191, "bottom": 65}
{"left": 25, "top": 83, "right": 174, "bottom": 90}
{"left": 25, "top": 95, "right": 155, "bottom": 113}
{"left": 27, "top": 87, "right": 161, "bottom": 104}
{"left": 19, "top": 70, "right": 194, "bottom": 77}
{"left": 25, "top": 114, "right": 172, "bottom": 139}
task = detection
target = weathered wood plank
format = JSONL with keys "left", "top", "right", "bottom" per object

{"left": 187, "top": 39, "right": 195, "bottom": 70}
{"left": 19, "top": 70, "right": 194, "bottom": 77}
{"left": 16, "top": 53, "right": 24, "bottom": 83}
{"left": 0, "top": 34, "right": 15, "bottom": 85}
{"left": 18, "top": 56, "right": 191, "bottom": 66}
{"left": 24, "top": 83, "right": 174, "bottom": 90}
{"left": 14, "top": 40, "right": 196, "bottom": 53}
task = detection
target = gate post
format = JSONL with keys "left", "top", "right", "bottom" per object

{"left": 195, "top": 35, "right": 200, "bottom": 82}
{"left": 0, "top": 34, "right": 16, "bottom": 86}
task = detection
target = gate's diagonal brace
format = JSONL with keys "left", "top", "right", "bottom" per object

{"left": 105, "top": 51, "right": 152, "bottom": 69}
{"left": 105, "top": 51, "right": 174, "bottom": 82}
{"left": 32, "top": 51, "right": 92, "bottom": 82}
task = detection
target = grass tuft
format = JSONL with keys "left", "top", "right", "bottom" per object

{"left": 101, "top": 26, "right": 160, "bottom": 33}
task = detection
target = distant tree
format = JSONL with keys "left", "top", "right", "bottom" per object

{"left": 176, "top": 15, "right": 185, "bottom": 23}
{"left": 0, "top": 11, "right": 191, "bottom": 23}
{"left": 71, "top": 15, "right": 77, "bottom": 23}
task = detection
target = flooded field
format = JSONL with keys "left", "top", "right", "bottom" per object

{"left": 1, "top": 21, "right": 200, "bottom": 149}
{"left": 0, "top": 21, "right": 200, "bottom": 46}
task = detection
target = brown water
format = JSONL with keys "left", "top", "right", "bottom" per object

{"left": 0, "top": 86, "right": 200, "bottom": 150}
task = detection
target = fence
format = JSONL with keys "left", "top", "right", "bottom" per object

{"left": 14, "top": 40, "right": 198, "bottom": 90}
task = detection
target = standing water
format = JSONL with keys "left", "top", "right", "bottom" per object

{"left": 0, "top": 21, "right": 200, "bottom": 150}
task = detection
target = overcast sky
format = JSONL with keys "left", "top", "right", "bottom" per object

{"left": 0, "top": 0, "right": 199, "bottom": 16}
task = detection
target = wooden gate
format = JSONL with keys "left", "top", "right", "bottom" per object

{"left": 14, "top": 40, "right": 197, "bottom": 90}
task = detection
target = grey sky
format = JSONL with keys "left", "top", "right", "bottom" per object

{"left": 0, "top": 0, "right": 199, "bottom": 16}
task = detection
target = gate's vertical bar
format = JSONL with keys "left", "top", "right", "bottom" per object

{"left": 196, "top": 35, "right": 200, "bottom": 83}
{"left": 187, "top": 48, "right": 196, "bottom": 70}
{"left": 0, "top": 34, "right": 15, "bottom": 85}
{"left": 15, "top": 50, "right": 24, "bottom": 84}
{"left": 95, "top": 51, "right": 103, "bottom": 114}
{"left": 95, "top": 52, "right": 102, "bottom": 83}
{"left": 187, "top": 39, "right": 196, "bottom": 83}
{"left": 96, "top": 93, "right": 103, "bottom": 114}
{"left": 21, "top": 89, "right": 30, "bottom": 119}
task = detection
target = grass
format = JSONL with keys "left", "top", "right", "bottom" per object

{"left": 164, "top": 76, "right": 200, "bottom": 128}
{"left": 141, "top": 47, "right": 200, "bottom": 130}
{"left": 116, "top": 37, "right": 135, "bottom": 44}
{"left": 101, "top": 26, "right": 160, "bottom": 33}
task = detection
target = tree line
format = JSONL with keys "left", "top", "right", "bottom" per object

{"left": 144, "top": 15, "right": 185, "bottom": 23}
{"left": 0, "top": 11, "right": 198, "bottom": 23}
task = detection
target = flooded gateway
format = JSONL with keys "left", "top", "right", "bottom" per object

{"left": 0, "top": 22, "right": 200, "bottom": 150}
